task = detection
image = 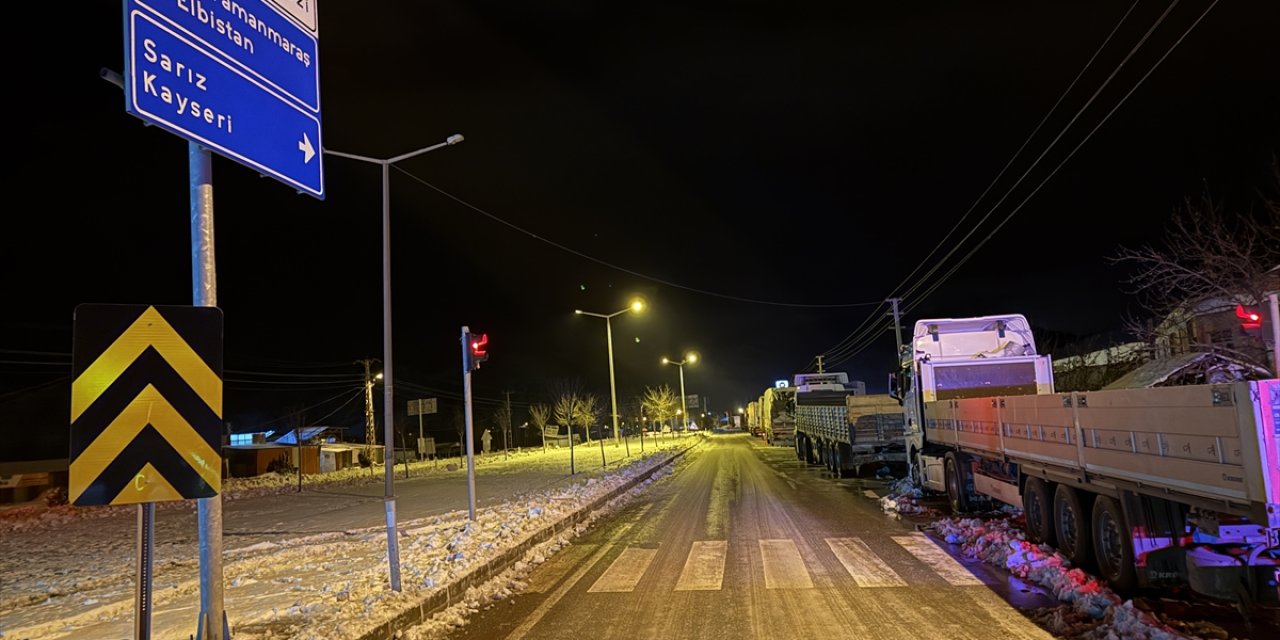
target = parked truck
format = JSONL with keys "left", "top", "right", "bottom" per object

{"left": 759, "top": 385, "right": 796, "bottom": 447}
{"left": 792, "top": 372, "right": 907, "bottom": 477}
{"left": 888, "top": 313, "right": 1280, "bottom": 604}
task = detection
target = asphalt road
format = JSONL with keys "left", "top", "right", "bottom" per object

{"left": 442, "top": 433, "right": 1059, "bottom": 640}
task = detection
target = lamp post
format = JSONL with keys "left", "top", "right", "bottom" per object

{"left": 575, "top": 298, "right": 645, "bottom": 454}
{"left": 323, "top": 133, "right": 463, "bottom": 593}
{"left": 662, "top": 352, "right": 698, "bottom": 433}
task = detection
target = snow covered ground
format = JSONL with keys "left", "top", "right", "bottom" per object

{"left": 0, "top": 437, "right": 1250, "bottom": 640}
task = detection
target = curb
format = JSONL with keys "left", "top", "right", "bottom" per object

{"left": 351, "top": 443, "right": 696, "bottom": 640}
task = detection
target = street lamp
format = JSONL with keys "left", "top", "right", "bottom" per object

{"left": 323, "top": 133, "right": 463, "bottom": 593}
{"left": 662, "top": 352, "right": 698, "bottom": 432}
{"left": 575, "top": 297, "right": 645, "bottom": 452}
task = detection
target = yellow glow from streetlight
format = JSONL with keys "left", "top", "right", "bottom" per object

{"left": 573, "top": 309, "right": 583, "bottom": 315}
{"left": 687, "top": 352, "right": 699, "bottom": 364}
{"left": 630, "top": 298, "right": 645, "bottom": 313}
{"left": 661, "top": 356, "right": 670, "bottom": 364}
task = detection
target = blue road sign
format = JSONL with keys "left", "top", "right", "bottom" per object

{"left": 124, "top": 0, "right": 324, "bottom": 199}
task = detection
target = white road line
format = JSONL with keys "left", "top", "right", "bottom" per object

{"left": 505, "top": 504, "right": 653, "bottom": 640}
{"left": 674, "top": 540, "right": 727, "bottom": 591}
{"left": 893, "top": 532, "right": 985, "bottom": 585}
{"left": 759, "top": 539, "right": 813, "bottom": 589}
{"left": 587, "top": 547, "right": 657, "bottom": 593}
{"left": 826, "top": 537, "right": 907, "bottom": 587}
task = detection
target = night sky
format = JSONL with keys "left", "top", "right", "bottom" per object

{"left": 3, "top": 1, "right": 1279, "bottom": 459}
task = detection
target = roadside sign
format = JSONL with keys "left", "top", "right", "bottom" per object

{"left": 409, "top": 398, "right": 438, "bottom": 416}
{"left": 70, "top": 305, "right": 223, "bottom": 506}
{"left": 123, "top": 0, "right": 324, "bottom": 198}
{"left": 686, "top": 394, "right": 700, "bottom": 409}
{"left": 268, "top": 0, "right": 319, "bottom": 34}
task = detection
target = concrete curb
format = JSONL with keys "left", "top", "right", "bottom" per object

{"left": 352, "top": 443, "right": 696, "bottom": 640}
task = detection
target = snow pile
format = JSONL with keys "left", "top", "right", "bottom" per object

{"left": 878, "top": 484, "right": 1201, "bottom": 640}
{"left": 878, "top": 477, "right": 934, "bottom": 515}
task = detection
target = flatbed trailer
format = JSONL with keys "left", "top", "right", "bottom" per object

{"left": 892, "top": 313, "right": 1280, "bottom": 603}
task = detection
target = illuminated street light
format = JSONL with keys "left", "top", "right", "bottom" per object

{"left": 575, "top": 297, "right": 646, "bottom": 451}
{"left": 323, "top": 133, "right": 464, "bottom": 593}
{"left": 661, "top": 352, "right": 699, "bottom": 432}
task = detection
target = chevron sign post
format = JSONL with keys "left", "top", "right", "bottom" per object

{"left": 70, "top": 304, "right": 224, "bottom": 506}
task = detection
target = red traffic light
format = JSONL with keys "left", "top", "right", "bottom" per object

{"left": 470, "top": 333, "right": 489, "bottom": 357}
{"left": 1235, "top": 305, "right": 1262, "bottom": 330}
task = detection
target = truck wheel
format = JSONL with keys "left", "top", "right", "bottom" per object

{"left": 832, "top": 445, "right": 846, "bottom": 478}
{"left": 1022, "top": 477, "right": 1056, "bottom": 547}
{"left": 944, "top": 452, "right": 970, "bottom": 513}
{"left": 1053, "top": 484, "right": 1091, "bottom": 569}
{"left": 795, "top": 435, "right": 805, "bottom": 461}
{"left": 1091, "top": 495, "right": 1136, "bottom": 592}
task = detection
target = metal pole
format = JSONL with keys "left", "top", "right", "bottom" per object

{"left": 462, "top": 326, "right": 478, "bottom": 521}
{"left": 418, "top": 411, "right": 424, "bottom": 461}
{"left": 190, "top": 142, "right": 227, "bottom": 640}
{"left": 380, "top": 163, "right": 402, "bottom": 592}
{"left": 605, "top": 316, "right": 629, "bottom": 458}
{"left": 678, "top": 365, "right": 688, "bottom": 434}
{"left": 136, "top": 502, "right": 154, "bottom": 640}
{"left": 1269, "top": 292, "right": 1279, "bottom": 376}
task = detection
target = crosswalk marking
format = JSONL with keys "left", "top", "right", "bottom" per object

{"left": 826, "top": 537, "right": 907, "bottom": 587}
{"left": 892, "top": 533, "right": 985, "bottom": 585}
{"left": 759, "top": 539, "right": 813, "bottom": 589}
{"left": 674, "top": 540, "right": 727, "bottom": 591}
{"left": 588, "top": 547, "right": 657, "bottom": 593}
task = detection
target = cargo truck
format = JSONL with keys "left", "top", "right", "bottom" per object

{"left": 888, "top": 313, "right": 1280, "bottom": 604}
{"left": 792, "top": 372, "right": 907, "bottom": 477}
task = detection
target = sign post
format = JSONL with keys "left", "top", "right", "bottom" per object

{"left": 408, "top": 398, "right": 438, "bottom": 465}
{"left": 123, "top": 0, "right": 324, "bottom": 198}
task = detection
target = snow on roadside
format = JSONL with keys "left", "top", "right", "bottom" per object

{"left": 878, "top": 478, "right": 1214, "bottom": 640}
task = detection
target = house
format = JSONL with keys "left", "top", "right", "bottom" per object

{"left": 1103, "top": 351, "right": 1272, "bottom": 389}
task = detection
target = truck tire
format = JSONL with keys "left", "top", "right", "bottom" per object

{"left": 1022, "top": 477, "right": 1056, "bottom": 547}
{"left": 944, "top": 452, "right": 970, "bottom": 513}
{"left": 1053, "top": 484, "right": 1091, "bottom": 569}
{"left": 795, "top": 435, "right": 805, "bottom": 461}
{"left": 832, "top": 445, "right": 846, "bottom": 478}
{"left": 1091, "top": 495, "right": 1136, "bottom": 592}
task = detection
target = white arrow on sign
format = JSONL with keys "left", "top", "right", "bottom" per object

{"left": 299, "top": 133, "right": 316, "bottom": 163}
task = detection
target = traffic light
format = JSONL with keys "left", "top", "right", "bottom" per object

{"left": 1236, "top": 305, "right": 1262, "bottom": 330}
{"left": 464, "top": 331, "right": 489, "bottom": 371}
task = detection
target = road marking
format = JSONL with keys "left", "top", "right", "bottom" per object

{"left": 523, "top": 543, "right": 599, "bottom": 594}
{"left": 759, "top": 539, "right": 813, "bottom": 589}
{"left": 826, "top": 537, "right": 907, "bottom": 587}
{"left": 506, "top": 504, "right": 653, "bottom": 640}
{"left": 863, "top": 489, "right": 880, "bottom": 500}
{"left": 893, "top": 533, "right": 984, "bottom": 585}
{"left": 588, "top": 547, "right": 657, "bottom": 592}
{"left": 674, "top": 540, "right": 727, "bottom": 591}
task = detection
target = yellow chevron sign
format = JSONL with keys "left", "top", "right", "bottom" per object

{"left": 70, "top": 304, "right": 223, "bottom": 506}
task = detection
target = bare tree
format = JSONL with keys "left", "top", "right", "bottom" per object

{"left": 572, "top": 393, "right": 603, "bottom": 443}
{"left": 1110, "top": 179, "right": 1280, "bottom": 374}
{"left": 528, "top": 403, "right": 551, "bottom": 451}
{"left": 491, "top": 402, "right": 512, "bottom": 453}
{"left": 642, "top": 384, "right": 678, "bottom": 432}
{"left": 551, "top": 379, "right": 601, "bottom": 444}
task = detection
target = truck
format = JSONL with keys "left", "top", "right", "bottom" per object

{"left": 887, "top": 313, "right": 1280, "bottom": 604}
{"left": 792, "top": 371, "right": 907, "bottom": 477}
{"left": 759, "top": 385, "right": 796, "bottom": 447}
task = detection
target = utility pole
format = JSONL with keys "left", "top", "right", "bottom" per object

{"left": 815, "top": 355, "right": 825, "bottom": 374}
{"left": 356, "top": 358, "right": 378, "bottom": 457}
{"left": 887, "top": 297, "right": 904, "bottom": 359}
{"left": 503, "top": 390, "right": 513, "bottom": 459}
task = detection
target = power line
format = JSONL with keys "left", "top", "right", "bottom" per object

{"left": 393, "top": 165, "right": 882, "bottom": 309}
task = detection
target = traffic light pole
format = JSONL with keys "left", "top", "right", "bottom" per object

{"left": 461, "top": 326, "right": 478, "bottom": 521}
